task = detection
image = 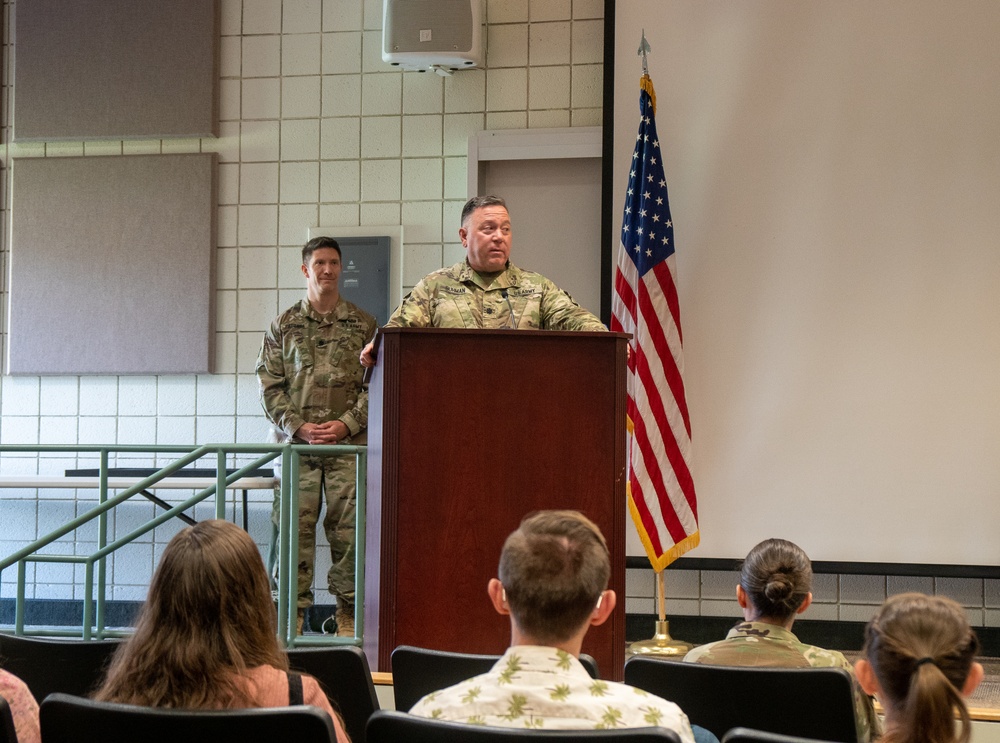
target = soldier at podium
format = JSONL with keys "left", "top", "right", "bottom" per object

{"left": 360, "top": 195, "right": 605, "bottom": 366}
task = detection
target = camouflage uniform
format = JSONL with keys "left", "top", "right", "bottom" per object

{"left": 386, "top": 260, "right": 606, "bottom": 331}
{"left": 256, "top": 298, "right": 377, "bottom": 610}
{"left": 683, "top": 621, "right": 881, "bottom": 742}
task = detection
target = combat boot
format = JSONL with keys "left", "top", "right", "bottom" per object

{"left": 335, "top": 602, "right": 354, "bottom": 637}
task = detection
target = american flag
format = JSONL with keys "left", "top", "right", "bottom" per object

{"left": 611, "top": 74, "right": 699, "bottom": 571}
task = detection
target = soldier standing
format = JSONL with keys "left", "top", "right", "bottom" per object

{"left": 257, "top": 236, "right": 377, "bottom": 636}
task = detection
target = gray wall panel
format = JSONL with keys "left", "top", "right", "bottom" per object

{"left": 14, "top": 0, "right": 218, "bottom": 141}
{"left": 7, "top": 154, "right": 216, "bottom": 374}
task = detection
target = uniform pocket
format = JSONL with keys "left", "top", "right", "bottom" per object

{"left": 288, "top": 332, "right": 315, "bottom": 369}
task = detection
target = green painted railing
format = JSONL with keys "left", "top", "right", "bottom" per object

{"left": 0, "top": 443, "right": 365, "bottom": 648}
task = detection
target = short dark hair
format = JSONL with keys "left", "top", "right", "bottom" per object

{"left": 498, "top": 510, "right": 609, "bottom": 644}
{"left": 303, "top": 236, "right": 342, "bottom": 265}
{"left": 739, "top": 538, "right": 812, "bottom": 620}
{"left": 461, "top": 195, "right": 508, "bottom": 226}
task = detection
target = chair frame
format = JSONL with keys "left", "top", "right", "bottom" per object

{"left": 391, "top": 645, "right": 599, "bottom": 713}
{"left": 723, "top": 727, "right": 839, "bottom": 743}
{"left": 623, "top": 658, "right": 859, "bottom": 742}
{"left": 366, "top": 709, "right": 682, "bottom": 743}
{"left": 40, "top": 692, "right": 337, "bottom": 743}
{"left": 287, "top": 644, "right": 379, "bottom": 743}
{"left": 0, "top": 633, "right": 120, "bottom": 702}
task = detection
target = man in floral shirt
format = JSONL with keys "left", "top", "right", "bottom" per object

{"left": 409, "top": 510, "right": 697, "bottom": 739}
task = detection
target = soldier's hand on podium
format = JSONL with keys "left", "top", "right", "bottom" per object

{"left": 360, "top": 340, "right": 376, "bottom": 368}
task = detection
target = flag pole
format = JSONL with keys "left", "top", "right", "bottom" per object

{"left": 622, "top": 30, "right": 695, "bottom": 659}
{"left": 627, "top": 570, "right": 693, "bottom": 658}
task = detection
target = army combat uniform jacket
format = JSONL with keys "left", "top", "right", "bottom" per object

{"left": 683, "top": 621, "right": 881, "bottom": 742}
{"left": 257, "top": 298, "right": 377, "bottom": 443}
{"left": 385, "top": 260, "right": 606, "bottom": 331}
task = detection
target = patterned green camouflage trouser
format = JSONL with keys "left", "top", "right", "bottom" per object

{"left": 271, "top": 453, "right": 357, "bottom": 610}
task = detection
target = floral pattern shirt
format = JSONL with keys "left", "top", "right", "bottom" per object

{"left": 409, "top": 645, "right": 695, "bottom": 741}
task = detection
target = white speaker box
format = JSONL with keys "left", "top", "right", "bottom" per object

{"left": 382, "top": 0, "right": 483, "bottom": 72}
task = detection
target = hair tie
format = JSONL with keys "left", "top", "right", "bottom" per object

{"left": 915, "top": 657, "right": 936, "bottom": 668}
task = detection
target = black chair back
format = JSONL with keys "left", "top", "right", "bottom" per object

{"left": 0, "top": 696, "right": 18, "bottom": 743}
{"left": 0, "top": 633, "right": 120, "bottom": 701}
{"left": 623, "top": 658, "right": 858, "bottom": 742}
{"left": 287, "top": 645, "right": 379, "bottom": 743}
{"left": 723, "top": 727, "right": 839, "bottom": 743}
{"left": 366, "top": 710, "right": 681, "bottom": 743}
{"left": 40, "top": 692, "right": 337, "bottom": 743}
{"left": 391, "top": 645, "right": 600, "bottom": 713}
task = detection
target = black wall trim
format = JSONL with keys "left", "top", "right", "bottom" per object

{"left": 624, "top": 615, "right": 869, "bottom": 651}
{"left": 0, "top": 599, "right": 337, "bottom": 634}
{"left": 599, "top": 0, "right": 616, "bottom": 325}
{"left": 625, "top": 614, "right": 1000, "bottom": 657}
{"left": 0, "top": 598, "right": 142, "bottom": 628}
{"left": 627, "top": 556, "right": 1000, "bottom": 579}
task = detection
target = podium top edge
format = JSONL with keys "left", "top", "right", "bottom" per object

{"left": 378, "top": 327, "right": 630, "bottom": 340}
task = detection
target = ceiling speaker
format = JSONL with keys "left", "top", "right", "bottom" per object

{"left": 382, "top": 0, "right": 483, "bottom": 72}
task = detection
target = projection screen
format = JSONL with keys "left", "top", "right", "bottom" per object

{"left": 613, "top": 1, "right": 1000, "bottom": 566}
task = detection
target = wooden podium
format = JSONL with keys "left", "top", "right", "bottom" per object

{"left": 364, "top": 328, "right": 629, "bottom": 680}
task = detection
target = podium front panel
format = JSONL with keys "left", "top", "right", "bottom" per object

{"left": 365, "top": 329, "right": 628, "bottom": 679}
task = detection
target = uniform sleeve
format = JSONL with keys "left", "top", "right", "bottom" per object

{"left": 841, "top": 658, "right": 882, "bottom": 742}
{"left": 384, "top": 279, "right": 434, "bottom": 328}
{"left": 256, "top": 318, "right": 305, "bottom": 439}
{"left": 301, "top": 676, "right": 351, "bottom": 743}
{"left": 539, "top": 279, "right": 607, "bottom": 332}
{"left": 338, "top": 315, "right": 378, "bottom": 436}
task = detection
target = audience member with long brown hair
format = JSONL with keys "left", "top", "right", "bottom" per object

{"left": 856, "top": 593, "right": 983, "bottom": 743}
{"left": 94, "top": 519, "right": 349, "bottom": 742}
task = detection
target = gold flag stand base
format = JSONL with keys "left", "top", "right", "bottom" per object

{"left": 627, "top": 619, "right": 693, "bottom": 657}
{"left": 625, "top": 570, "right": 695, "bottom": 658}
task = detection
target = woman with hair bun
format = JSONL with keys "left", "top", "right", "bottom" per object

{"left": 94, "top": 520, "right": 349, "bottom": 742}
{"left": 856, "top": 593, "right": 982, "bottom": 743}
{"left": 683, "top": 538, "right": 880, "bottom": 741}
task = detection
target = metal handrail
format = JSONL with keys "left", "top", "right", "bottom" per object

{"left": 0, "top": 443, "right": 365, "bottom": 647}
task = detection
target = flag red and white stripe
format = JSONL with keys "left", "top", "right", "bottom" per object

{"left": 611, "top": 74, "right": 699, "bottom": 571}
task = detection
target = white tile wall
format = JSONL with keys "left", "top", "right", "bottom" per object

{"left": 530, "top": 0, "right": 572, "bottom": 23}
{"left": 282, "top": 35, "right": 321, "bottom": 76}
{"left": 488, "top": 0, "right": 530, "bottom": 25}
{"left": 282, "top": 76, "right": 322, "bottom": 118}
{"left": 487, "top": 25, "right": 528, "bottom": 68}
{"left": 402, "top": 75, "right": 444, "bottom": 115}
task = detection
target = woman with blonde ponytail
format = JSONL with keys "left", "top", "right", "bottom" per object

{"left": 856, "top": 593, "right": 983, "bottom": 743}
